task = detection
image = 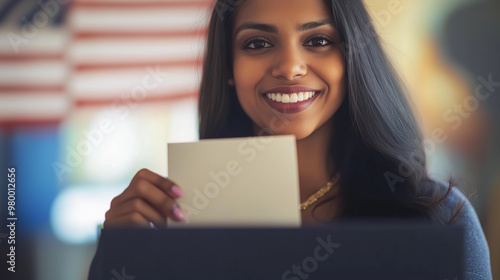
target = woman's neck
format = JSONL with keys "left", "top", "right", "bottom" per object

{"left": 296, "top": 117, "right": 339, "bottom": 225}
{"left": 296, "top": 117, "right": 335, "bottom": 202}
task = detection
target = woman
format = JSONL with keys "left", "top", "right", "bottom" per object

{"left": 103, "top": 0, "right": 492, "bottom": 278}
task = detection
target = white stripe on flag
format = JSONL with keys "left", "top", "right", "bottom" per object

{"left": 0, "top": 28, "right": 67, "bottom": 56}
{"left": 69, "top": 66, "right": 201, "bottom": 100}
{"left": 0, "top": 61, "right": 67, "bottom": 87}
{"left": 0, "top": 93, "right": 68, "bottom": 120}
{"left": 69, "top": 6, "right": 210, "bottom": 33}
{"left": 69, "top": 37, "right": 205, "bottom": 66}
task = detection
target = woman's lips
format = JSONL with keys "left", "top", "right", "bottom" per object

{"left": 262, "top": 91, "right": 320, "bottom": 114}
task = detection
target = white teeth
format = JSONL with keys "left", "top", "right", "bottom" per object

{"left": 298, "top": 92, "right": 304, "bottom": 101}
{"left": 265, "top": 91, "right": 317, "bottom": 103}
{"left": 282, "top": 94, "right": 290, "bottom": 103}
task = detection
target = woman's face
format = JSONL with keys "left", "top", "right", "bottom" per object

{"left": 232, "top": 0, "right": 346, "bottom": 139}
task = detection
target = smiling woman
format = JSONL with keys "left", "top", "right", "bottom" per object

{"left": 99, "top": 0, "right": 492, "bottom": 279}
{"left": 199, "top": 0, "right": 446, "bottom": 223}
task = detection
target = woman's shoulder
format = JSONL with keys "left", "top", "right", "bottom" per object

{"left": 423, "top": 177, "right": 492, "bottom": 280}
{"left": 423, "top": 178, "right": 484, "bottom": 226}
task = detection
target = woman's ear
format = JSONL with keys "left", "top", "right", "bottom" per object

{"left": 228, "top": 78, "right": 235, "bottom": 86}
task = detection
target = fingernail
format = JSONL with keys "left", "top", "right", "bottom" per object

{"left": 170, "top": 185, "right": 183, "bottom": 198}
{"left": 172, "top": 204, "right": 185, "bottom": 221}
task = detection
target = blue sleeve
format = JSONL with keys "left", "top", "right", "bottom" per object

{"left": 434, "top": 179, "right": 493, "bottom": 280}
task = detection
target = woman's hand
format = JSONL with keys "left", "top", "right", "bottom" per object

{"left": 103, "top": 168, "right": 185, "bottom": 228}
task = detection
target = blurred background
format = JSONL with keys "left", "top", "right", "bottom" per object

{"left": 0, "top": 0, "right": 498, "bottom": 279}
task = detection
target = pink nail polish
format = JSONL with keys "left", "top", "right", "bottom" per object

{"left": 173, "top": 205, "right": 185, "bottom": 221}
{"left": 170, "top": 185, "right": 184, "bottom": 198}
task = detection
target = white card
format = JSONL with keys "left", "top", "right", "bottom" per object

{"left": 167, "top": 135, "right": 301, "bottom": 227}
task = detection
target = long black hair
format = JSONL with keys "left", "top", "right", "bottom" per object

{"left": 198, "top": 0, "right": 462, "bottom": 223}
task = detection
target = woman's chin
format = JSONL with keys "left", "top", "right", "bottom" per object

{"left": 259, "top": 128, "right": 314, "bottom": 141}
{"left": 251, "top": 121, "right": 317, "bottom": 140}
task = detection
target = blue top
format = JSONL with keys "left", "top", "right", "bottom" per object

{"left": 433, "top": 178, "right": 492, "bottom": 279}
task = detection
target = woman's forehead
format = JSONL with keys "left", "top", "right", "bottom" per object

{"left": 233, "top": 0, "right": 332, "bottom": 27}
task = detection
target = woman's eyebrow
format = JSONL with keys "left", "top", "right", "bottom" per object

{"left": 234, "top": 18, "right": 334, "bottom": 36}
{"left": 297, "top": 18, "right": 335, "bottom": 31}
{"left": 234, "top": 22, "right": 278, "bottom": 36}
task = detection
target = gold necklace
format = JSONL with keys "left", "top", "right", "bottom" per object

{"left": 299, "top": 173, "right": 340, "bottom": 211}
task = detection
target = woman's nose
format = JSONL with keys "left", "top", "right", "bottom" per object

{"left": 271, "top": 45, "right": 307, "bottom": 80}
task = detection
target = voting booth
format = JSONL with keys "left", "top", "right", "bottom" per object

{"left": 88, "top": 224, "right": 464, "bottom": 280}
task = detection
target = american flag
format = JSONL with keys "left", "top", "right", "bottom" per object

{"left": 0, "top": 0, "right": 211, "bottom": 126}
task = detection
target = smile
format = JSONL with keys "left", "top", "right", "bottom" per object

{"left": 262, "top": 87, "right": 321, "bottom": 114}
{"left": 265, "top": 91, "right": 317, "bottom": 104}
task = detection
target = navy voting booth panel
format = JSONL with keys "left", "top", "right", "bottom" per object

{"left": 88, "top": 223, "right": 464, "bottom": 280}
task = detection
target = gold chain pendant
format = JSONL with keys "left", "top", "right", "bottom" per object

{"left": 299, "top": 173, "right": 340, "bottom": 211}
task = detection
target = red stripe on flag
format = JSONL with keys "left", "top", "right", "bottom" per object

{"left": 0, "top": 119, "right": 62, "bottom": 128}
{"left": 74, "top": 60, "right": 202, "bottom": 71}
{"left": 0, "top": 85, "right": 65, "bottom": 93}
{"left": 72, "top": 1, "right": 212, "bottom": 9}
{"left": 0, "top": 54, "right": 64, "bottom": 62}
{"left": 75, "top": 91, "right": 198, "bottom": 107}
{"left": 73, "top": 29, "right": 207, "bottom": 39}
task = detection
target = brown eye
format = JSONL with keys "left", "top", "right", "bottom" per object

{"left": 244, "top": 39, "right": 273, "bottom": 50}
{"left": 304, "top": 37, "right": 333, "bottom": 47}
